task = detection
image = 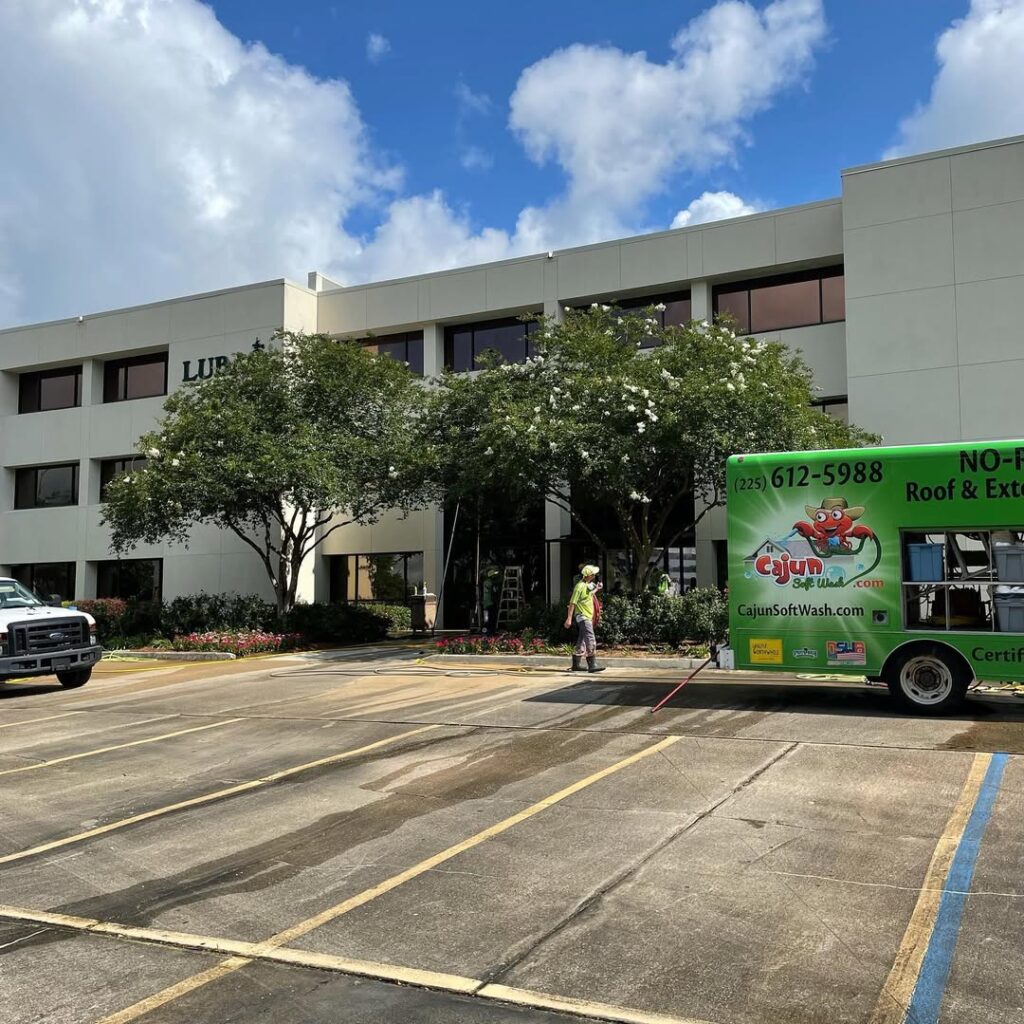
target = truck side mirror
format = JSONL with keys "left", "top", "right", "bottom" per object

{"left": 46, "top": 594, "right": 63, "bottom": 607}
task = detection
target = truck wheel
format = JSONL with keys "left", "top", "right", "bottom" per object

{"left": 884, "top": 643, "right": 970, "bottom": 713}
{"left": 56, "top": 668, "right": 92, "bottom": 689}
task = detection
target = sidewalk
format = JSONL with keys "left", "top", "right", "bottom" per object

{"left": 427, "top": 652, "right": 711, "bottom": 671}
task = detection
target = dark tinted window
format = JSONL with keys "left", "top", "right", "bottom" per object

{"left": 713, "top": 266, "right": 844, "bottom": 334}
{"left": 18, "top": 366, "right": 82, "bottom": 414}
{"left": 360, "top": 332, "right": 424, "bottom": 376}
{"left": 604, "top": 291, "right": 691, "bottom": 349}
{"left": 443, "top": 318, "right": 538, "bottom": 371}
{"left": 14, "top": 464, "right": 79, "bottom": 509}
{"left": 100, "top": 457, "right": 148, "bottom": 500}
{"left": 11, "top": 563, "right": 76, "bottom": 601}
{"left": 714, "top": 289, "right": 750, "bottom": 333}
{"left": 750, "top": 278, "right": 821, "bottom": 332}
{"left": 96, "top": 558, "right": 162, "bottom": 602}
{"left": 821, "top": 271, "right": 845, "bottom": 322}
{"left": 103, "top": 353, "right": 168, "bottom": 402}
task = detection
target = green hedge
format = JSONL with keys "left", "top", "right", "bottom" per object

{"left": 282, "top": 602, "right": 410, "bottom": 644}
{"left": 511, "top": 588, "right": 728, "bottom": 647}
{"left": 71, "top": 593, "right": 411, "bottom": 649}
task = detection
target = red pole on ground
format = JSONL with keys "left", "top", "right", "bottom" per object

{"left": 650, "top": 655, "right": 714, "bottom": 714}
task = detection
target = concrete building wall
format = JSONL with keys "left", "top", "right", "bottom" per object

{"left": 0, "top": 280, "right": 311, "bottom": 602}
{"left": 316, "top": 199, "right": 846, "bottom": 601}
{"left": 13, "top": 136, "right": 1024, "bottom": 613}
{"left": 843, "top": 134, "right": 1024, "bottom": 443}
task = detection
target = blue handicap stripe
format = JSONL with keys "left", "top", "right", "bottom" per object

{"left": 906, "top": 752, "right": 1009, "bottom": 1024}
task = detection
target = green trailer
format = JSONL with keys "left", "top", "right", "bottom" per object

{"left": 727, "top": 439, "right": 1024, "bottom": 712}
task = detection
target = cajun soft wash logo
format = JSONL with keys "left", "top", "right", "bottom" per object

{"left": 748, "top": 497, "right": 881, "bottom": 589}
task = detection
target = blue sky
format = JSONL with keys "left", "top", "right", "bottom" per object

{"left": 213, "top": 0, "right": 967, "bottom": 227}
{"left": 1, "top": 0, "right": 1022, "bottom": 326}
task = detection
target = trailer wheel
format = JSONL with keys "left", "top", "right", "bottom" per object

{"left": 884, "top": 643, "right": 970, "bottom": 713}
{"left": 57, "top": 667, "right": 92, "bottom": 689}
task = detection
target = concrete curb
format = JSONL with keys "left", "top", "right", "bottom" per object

{"left": 427, "top": 653, "right": 711, "bottom": 671}
{"left": 112, "top": 650, "right": 236, "bottom": 662}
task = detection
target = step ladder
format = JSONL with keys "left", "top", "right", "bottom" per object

{"left": 496, "top": 566, "right": 525, "bottom": 631}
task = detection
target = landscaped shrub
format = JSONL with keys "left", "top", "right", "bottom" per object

{"left": 597, "top": 589, "right": 728, "bottom": 646}
{"left": 69, "top": 592, "right": 414, "bottom": 650}
{"left": 170, "top": 630, "right": 300, "bottom": 656}
{"left": 162, "top": 593, "right": 277, "bottom": 636}
{"left": 70, "top": 599, "right": 127, "bottom": 640}
{"left": 373, "top": 603, "right": 412, "bottom": 633}
{"left": 509, "top": 600, "right": 566, "bottom": 640}
{"left": 676, "top": 587, "right": 729, "bottom": 645}
{"left": 283, "top": 602, "right": 396, "bottom": 644}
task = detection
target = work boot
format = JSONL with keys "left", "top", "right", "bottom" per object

{"left": 587, "top": 655, "right": 606, "bottom": 673}
{"left": 571, "top": 655, "right": 587, "bottom": 672}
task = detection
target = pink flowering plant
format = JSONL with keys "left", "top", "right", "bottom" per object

{"left": 171, "top": 630, "right": 302, "bottom": 656}
{"left": 436, "top": 634, "right": 569, "bottom": 656}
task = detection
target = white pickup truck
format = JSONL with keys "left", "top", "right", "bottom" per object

{"left": 0, "top": 578, "right": 102, "bottom": 689}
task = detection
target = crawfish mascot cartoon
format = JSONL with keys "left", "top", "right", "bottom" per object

{"left": 794, "top": 497, "right": 874, "bottom": 556}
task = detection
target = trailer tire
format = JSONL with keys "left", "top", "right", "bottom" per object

{"left": 883, "top": 643, "right": 970, "bottom": 713}
{"left": 57, "top": 667, "right": 92, "bottom": 689}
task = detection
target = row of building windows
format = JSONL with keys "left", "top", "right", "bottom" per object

{"left": 444, "top": 318, "right": 540, "bottom": 372}
{"left": 13, "top": 268, "right": 845, "bottom": 407}
{"left": 11, "top": 457, "right": 146, "bottom": 509}
{"left": 11, "top": 554, "right": 428, "bottom": 606}
{"left": 16, "top": 352, "right": 168, "bottom": 415}
{"left": 713, "top": 266, "right": 844, "bottom": 335}
{"left": 10, "top": 558, "right": 163, "bottom": 603}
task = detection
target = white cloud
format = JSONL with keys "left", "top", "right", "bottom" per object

{"left": 366, "top": 32, "right": 390, "bottom": 63}
{"left": 671, "top": 191, "right": 764, "bottom": 228}
{"left": 507, "top": 0, "right": 825, "bottom": 245}
{"left": 349, "top": 192, "right": 515, "bottom": 281}
{"left": 0, "top": 0, "right": 824, "bottom": 326}
{"left": 887, "top": 0, "right": 1024, "bottom": 158}
{"left": 0, "top": 0, "right": 399, "bottom": 325}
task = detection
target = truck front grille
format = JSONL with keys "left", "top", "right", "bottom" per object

{"left": 10, "top": 618, "right": 88, "bottom": 657}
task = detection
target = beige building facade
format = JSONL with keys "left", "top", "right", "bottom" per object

{"left": 2, "top": 134, "right": 1022, "bottom": 622}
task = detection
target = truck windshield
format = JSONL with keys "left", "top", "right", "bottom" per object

{"left": 0, "top": 580, "right": 43, "bottom": 608}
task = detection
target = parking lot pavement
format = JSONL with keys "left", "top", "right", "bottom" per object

{"left": 1, "top": 653, "right": 1022, "bottom": 1024}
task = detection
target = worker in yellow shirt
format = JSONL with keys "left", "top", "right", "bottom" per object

{"left": 564, "top": 564, "right": 605, "bottom": 673}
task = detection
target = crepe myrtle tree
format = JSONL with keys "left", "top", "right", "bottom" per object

{"left": 102, "top": 332, "right": 432, "bottom": 615}
{"left": 426, "top": 306, "right": 877, "bottom": 594}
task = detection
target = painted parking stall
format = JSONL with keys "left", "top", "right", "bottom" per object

{"left": 0, "top": 651, "right": 1022, "bottom": 1024}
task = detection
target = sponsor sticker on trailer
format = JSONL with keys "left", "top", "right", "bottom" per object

{"left": 749, "top": 638, "right": 783, "bottom": 664}
{"left": 826, "top": 640, "right": 866, "bottom": 666}
{"left": 793, "top": 647, "right": 818, "bottom": 659}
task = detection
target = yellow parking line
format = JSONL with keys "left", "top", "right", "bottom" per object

{"left": 0, "top": 901, "right": 712, "bottom": 1024}
{"left": 0, "top": 724, "right": 443, "bottom": 866}
{"left": 85, "top": 733, "right": 682, "bottom": 1022}
{"left": 0, "top": 711, "right": 85, "bottom": 731}
{"left": 479, "top": 984, "right": 718, "bottom": 1024}
{"left": 0, "top": 718, "right": 243, "bottom": 777}
{"left": 868, "top": 752, "right": 992, "bottom": 1024}
{"left": 265, "top": 733, "right": 682, "bottom": 946}
{"left": 100, "top": 958, "right": 253, "bottom": 1024}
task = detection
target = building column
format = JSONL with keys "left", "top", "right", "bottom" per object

{"left": 544, "top": 490, "right": 572, "bottom": 605}
{"left": 690, "top": 280, "right": 711, "bottom": 323}
{"left": 422, "top": 323, "right": 443, "bottom": 377}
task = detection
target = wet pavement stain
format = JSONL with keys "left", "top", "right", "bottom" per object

{"left": 939, "top": 714, "right": 1024, "bottom": 753}
{"left": 21, "top": 707, "right": 639, "bottom": 946}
